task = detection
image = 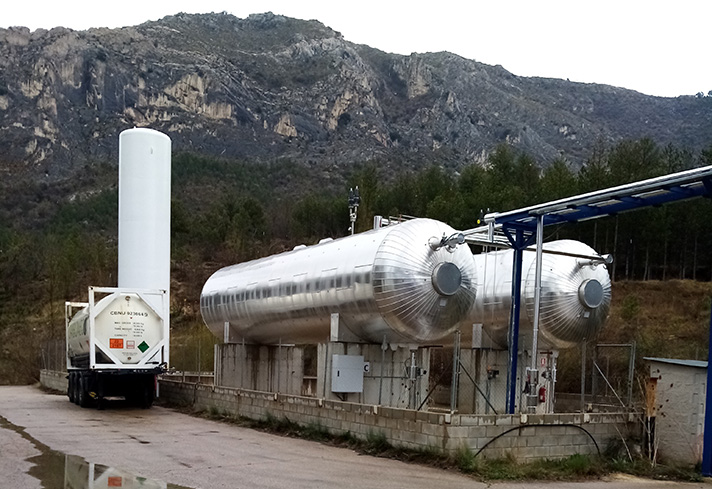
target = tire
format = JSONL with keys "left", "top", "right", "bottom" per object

{"left": 74, "top": 374, "right": 81, "bottom": 405}
{"left": 141, "top": 380, "right": 155, "bottom": 409}
{"left": 67, "top": 373, "right": 74, "bottom": 403}
{"left": 78, "top": 375, "right": 90, "bottom": 408}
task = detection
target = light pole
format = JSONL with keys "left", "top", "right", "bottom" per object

{"left": 348, "top": 186, "right": 360, "bottom": 235}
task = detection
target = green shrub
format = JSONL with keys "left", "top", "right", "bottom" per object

{"left": 364, "top": 430, "right": 391, "bottom": 453}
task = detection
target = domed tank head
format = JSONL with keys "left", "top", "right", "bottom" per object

{"left": 372, "top": 219, "right": 477, "bottom": 343}
{"left": 524, "top": 240, "right": 612, "bottom": 349}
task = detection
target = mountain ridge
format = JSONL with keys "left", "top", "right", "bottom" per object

{"left": 1, "top": 12, "right": 710, "bottom": 184}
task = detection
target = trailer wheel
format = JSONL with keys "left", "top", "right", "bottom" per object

{"left": 71, "top": 373, "right": 81, "bottom": 405}
{"left": 74, "top": 375, "right": 82, "bottom": 405}
{"left": 140, "top": 381, "right": 155, "bottom": 409}
{"left": 77, "top": 376, "right": 91, "bottom": 408}
{"left": 67, "top": 373, "right": 75, "bottom": 403}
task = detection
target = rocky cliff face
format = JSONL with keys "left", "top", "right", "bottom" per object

{"left": 1, "top": 12, "right": 710, "bottom": 183}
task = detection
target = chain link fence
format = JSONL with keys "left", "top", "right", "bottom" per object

{"left": 40, "top": 321, "right": 220, "bottom": 380}
{"left": 556, "top": 341, "right": 638, "bottom": 413}
{"left": 40, "top": 339, "right": 66, "bottom": 372}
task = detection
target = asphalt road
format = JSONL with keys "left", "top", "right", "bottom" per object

{"left": 0, "top": 385, "right": 709, "bottom": 489}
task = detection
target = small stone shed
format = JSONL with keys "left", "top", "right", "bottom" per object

{"left": 647, "top": 357, "right": 707, "bottom": 464}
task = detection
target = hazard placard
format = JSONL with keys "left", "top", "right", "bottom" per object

{"left": 109, "top": 338, "right": 124, "bottom": 349}
{"left": 107, "top": 476, "right": 123, "bottom": 487}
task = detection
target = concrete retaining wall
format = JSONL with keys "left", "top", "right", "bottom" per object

{"left": 40, "top": 369, "right": 68, "bottom": 393}
{"left": 159, "top": 378, "right": 636, "bottom": 462}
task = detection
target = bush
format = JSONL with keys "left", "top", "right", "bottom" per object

{"left": 364, "top": 430, "right": 391, "bottom": 453}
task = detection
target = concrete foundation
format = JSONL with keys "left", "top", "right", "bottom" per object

{"left": 215, "top": 342, "right": 559, "bottom": 414}
{"left": 215, "top": 342, "right": 431, "bottom": 409}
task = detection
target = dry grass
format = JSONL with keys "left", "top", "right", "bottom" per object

{"left": 604, "top": 280, "right": 712, "bottom": 360}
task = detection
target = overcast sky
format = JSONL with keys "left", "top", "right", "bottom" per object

{"left": 3, "top": 1, "right": 710, "bottom": 98}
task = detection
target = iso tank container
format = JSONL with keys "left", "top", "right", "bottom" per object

{"left": 201, "top": 219, "right": 477, "bottom": 344}
{"left": 65, "top": 287, "right": 169, "bottom": 408}
{"left": 472, "top": 240, "right": 611, "bottom": 349}
{"left": 67, "top": 290, "right": 167, "bottom": 368}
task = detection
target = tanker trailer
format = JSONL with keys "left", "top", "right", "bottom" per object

{"left": 201, "top": 218, "right": 478, "bottom": 344}
{"left": 66, "top": 287, "right": 169, "bottom": 408}
{"left": 65, "top": 128, "right": 171, "bottom": 408}
{"left": 472, "top": 239, "right": 611, "bottom": 350}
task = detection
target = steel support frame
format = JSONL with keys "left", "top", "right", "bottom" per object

{"left": 503, "top": 226, "right": 537, "bottom": 414}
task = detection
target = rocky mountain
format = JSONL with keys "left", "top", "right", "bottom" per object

{"left": 1, "top": 11, "right": 711, "bottom": 184}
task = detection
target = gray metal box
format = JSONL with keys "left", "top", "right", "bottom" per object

{"left": 331, "top": 354, "right": 364, "bottom": 393}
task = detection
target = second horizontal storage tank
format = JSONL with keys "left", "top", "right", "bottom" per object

{"left": 471, "top": 239, "right": 612, "bottom": 349}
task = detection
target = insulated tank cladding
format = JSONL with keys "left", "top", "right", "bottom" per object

{"left": 201, "top": 219, "right": 477, "bottom": 344}
{"left": 472, "top": 240, "right": 611, "bottom": 349}
{"left": 118, "top": 128, "right": 171, "bottom": 311}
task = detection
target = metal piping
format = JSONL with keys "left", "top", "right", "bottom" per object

{"left": 528, "top": 215, "right": 544, "bottom": 409}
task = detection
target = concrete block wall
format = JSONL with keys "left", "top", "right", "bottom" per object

{"left": 159, "top": 378, "right": 635, "bottom": 462}
{"left": 40, "top": 369, "right": 68, "bottom": 393}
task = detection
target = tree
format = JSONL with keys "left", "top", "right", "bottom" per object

{"left": 608, "top": 138, "right": 662, "bottom": 185}
{"left": 292, "top": 194, "right": 347, "bottom": 240}
{"left": 512, "top": 152, "right": 541, "bottom": 205}
{"left": 540, "top": 158, "right": 577, "bottom": 201}
{"left": 456, "top": 164, "right": 488, "bottom": 229}
{"left": 351, "top": 163, "right": 380, "bottom": 233}
{"left": 204, "top": 196, "right": 267, "bottom": 262}
{"left": 661, "top": 144, "right": 694, "bottom": 173}
{"left": 700, "top": 144, "right": 712, "bottom": 166}
{"left": 578, "top": 138, "right": 610, "bottom": 192}
{"left": 484, "top": 144, "right": 520, "bottom": 211}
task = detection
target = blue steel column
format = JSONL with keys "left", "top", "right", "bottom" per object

{"left": 701, "top": 302, "right": 712, "bottom": 475}
{"left": 503, "top": 227, "right": 536, "bottom": 414}
{"left": 506, "top": 240, "right": 524, "bottom": 413}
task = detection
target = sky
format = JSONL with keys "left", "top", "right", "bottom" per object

{"left": 2, "top": 1, "right": 710, "bottom": 98}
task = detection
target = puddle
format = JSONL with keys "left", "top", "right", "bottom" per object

{"left": 0, "top": 415, "right": 192, "bottom": 489}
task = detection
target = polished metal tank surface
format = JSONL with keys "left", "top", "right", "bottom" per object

{"left": 201, "top": 219, "right": 477, "bottom": 344}
{"left": 472, "top": 240, "right": 611, "bottom": 349}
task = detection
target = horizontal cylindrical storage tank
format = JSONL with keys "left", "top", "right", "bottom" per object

{"left": 471, "top": 240, "right": 611, "bottom": 349}
{"left": 201, "top": 219, "right": 478, "bottom": 344}
{"left": 118, "top": 128, "right": 171, "bottom": 312}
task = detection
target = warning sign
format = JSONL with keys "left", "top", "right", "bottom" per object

{"left": 126, "top": 340, "right": 136, "bottom": 349}
{"left": 107, "top": 476, "right": 123, "bottom": 487}
{"left": 110, "top": 338, "right": 124, "bottom": 349}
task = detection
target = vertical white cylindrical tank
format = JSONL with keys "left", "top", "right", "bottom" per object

{"left": 118, "top": 128, "right": 171, "bottom": 308}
